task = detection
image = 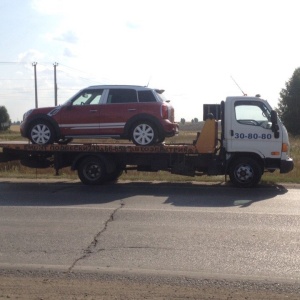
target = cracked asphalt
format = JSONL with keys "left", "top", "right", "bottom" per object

{"left": 68, "top": 200, "right": 125, "bottom": 272}
{"left": 0, "top": 179, "right": 300, "bottom": 299}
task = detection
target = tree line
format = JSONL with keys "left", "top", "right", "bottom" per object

{"left": 0, "top": 106, "right": 10, "bottom": 131}
{"left": 276, "top": 67, "right": 300, "bottom": 135}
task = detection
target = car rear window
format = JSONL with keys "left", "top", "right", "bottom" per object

{"left": 107, "top": 89, "right": 137, "bottom": 103}
{"left": 138, "top": 90, "right": 157, "bottom": 102}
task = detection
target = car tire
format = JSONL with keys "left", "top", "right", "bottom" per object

{"left": 131, "top": 121, "right": 158, "bottom": 146}
{"left": 29, "top": 120, "right": 55, "bottom": 145}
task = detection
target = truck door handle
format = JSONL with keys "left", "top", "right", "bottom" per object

{"left": 128, "top": 109, "right": 137, "bottom": 111}
{"left": 230, "top": 130, "right": 234, "bottom": 136}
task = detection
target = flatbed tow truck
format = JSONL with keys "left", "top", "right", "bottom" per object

{"left": 0, "top": 96, "right": 294, "bottom": 187}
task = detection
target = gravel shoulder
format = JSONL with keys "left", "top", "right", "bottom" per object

{"left": 1, "top": 269, "right": 300, "bottom": 300}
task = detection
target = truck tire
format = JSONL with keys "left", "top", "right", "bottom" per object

{"left": 105, "top": 168, "right": 123, "bottom": 182}
{"left": 29, "top": 120, "right": 55, "bottom": 145}
{"left": 131, "top": 121, "right": 158, "bottom": 146}
{"left": 77, "top": 156, "right": 107, "bottom": 185}
{"left": 229, "top": 157, "right": 262, "bottom": 188}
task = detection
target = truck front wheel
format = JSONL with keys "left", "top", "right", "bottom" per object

{"left": 229, "top": 157, "right": 262, "bottom": 188}
{"left": 77, "top": 156, "right": 107, "bottom": 185}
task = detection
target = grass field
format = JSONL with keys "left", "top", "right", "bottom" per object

{"left": 0, "top": 124, "right": 298, "bottom": 184}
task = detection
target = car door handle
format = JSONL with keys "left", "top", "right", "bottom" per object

{"left": 128, "top": 109, "right": 137, "bottom": 111}
{"left": 90, "top": 110, "right": 98, "bottom": 113}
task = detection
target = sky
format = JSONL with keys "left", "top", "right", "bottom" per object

{"left": 0, "top": 0, "right": 300, "bottom": 122}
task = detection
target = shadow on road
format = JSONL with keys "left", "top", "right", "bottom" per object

{"left": 0, "top": 179, "right": 289, "bottom": 208}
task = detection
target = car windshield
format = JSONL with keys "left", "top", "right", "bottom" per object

{"left": 62, "top": 90, "right": 103, "bottom": 106}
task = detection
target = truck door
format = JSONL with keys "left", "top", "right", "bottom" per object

{"left": 227, "top": 100, "right": 282, "bottom": 157}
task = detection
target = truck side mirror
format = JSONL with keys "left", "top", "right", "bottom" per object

{"left": 271, "top": 110, "right": 279, "bottom": 139}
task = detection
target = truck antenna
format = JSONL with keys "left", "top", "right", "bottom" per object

{"left": 230, "top": 75, "right": 247, "bottom": 96}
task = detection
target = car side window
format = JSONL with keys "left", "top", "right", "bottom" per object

{"left": 72, "top": 90, "right": 104, "bottom": 106}
{"left": 138, "top": 90, "right": 157, "bottom": 102}
{"left": 107, "top": 89, "right": 137, "bottom": 104}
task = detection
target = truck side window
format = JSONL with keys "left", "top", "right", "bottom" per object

{"left": 235, "top": 102, "right": 271, "bottom": 127}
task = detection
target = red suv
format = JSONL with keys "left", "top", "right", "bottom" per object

{"left": 20, "top": 85, "right": 178, "bottom": 146}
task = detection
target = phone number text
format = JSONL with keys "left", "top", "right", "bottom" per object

{"left": 234, "top": 133, "right": 272, "bottom": 139}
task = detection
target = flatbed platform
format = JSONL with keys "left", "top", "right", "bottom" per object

{"left": 0, "top": 141, "right": 198, "bottom": 154}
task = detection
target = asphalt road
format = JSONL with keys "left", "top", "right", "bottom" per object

{"left": 0, "top": 179, "right": 300, "bottom": 299}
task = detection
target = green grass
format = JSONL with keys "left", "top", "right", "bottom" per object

{"left": 0, "top": 124, "right": 298, "bottom": 184}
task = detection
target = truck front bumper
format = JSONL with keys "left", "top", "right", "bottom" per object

{"left": 280, "top": 157, "right": 294, "bottom": 173}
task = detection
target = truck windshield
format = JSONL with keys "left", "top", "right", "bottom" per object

{"left": 235, "top": 101, "right": 272, "bottom": 127}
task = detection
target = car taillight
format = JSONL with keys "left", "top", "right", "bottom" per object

{"left": 161, "top": 104, "right": 169, "bottom": 119}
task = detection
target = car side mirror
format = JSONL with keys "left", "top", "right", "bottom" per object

{"left": 271, "top": 110, "right": 279, "bottom": 139}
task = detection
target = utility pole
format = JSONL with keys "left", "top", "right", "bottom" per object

{"left": 32, "top": 62, "right": 38, "bottom": 108}
{"left": 53, "top": 62, "right": 58, "bottom": 106}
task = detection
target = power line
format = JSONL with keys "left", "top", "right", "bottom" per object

{"left": 0, "top": 62, "right": 28, "bottom": 64}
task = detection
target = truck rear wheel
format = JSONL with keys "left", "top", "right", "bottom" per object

{"left": 77, "top": 156, "right": 107, "bottom": 185}
{"left": 229, "top": 157, "right": 262, "bottom": 188}
{"left": 105, "top": 168, "right": 123, "bottom": 182}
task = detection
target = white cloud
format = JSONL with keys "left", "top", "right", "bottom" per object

{"left": 63, "top": 48, "right": 77, "bottom": 58}
{"left": 17, "top": 49, "right": 45, "bottom": 64}
{"left": 54, "top": 31, "right": 78, "bottom": 44}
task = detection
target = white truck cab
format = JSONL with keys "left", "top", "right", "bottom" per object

{"left": 203, "top": 95, "right": 293, "bottom": 187}
{"left": 221, "top": 95, "right": 293, "bottom": 186}
{"left": 224, "top": 96, "right": 289, "bottom": 159}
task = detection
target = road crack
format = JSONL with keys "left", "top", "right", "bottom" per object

{"left": 68, "top": 200, "right": 124, "bottom": 272}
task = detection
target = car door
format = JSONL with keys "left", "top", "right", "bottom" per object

{"left": 58, "top": 89, "right": 103, "bottom": 136}
{"left": 98, "top": 88, "right": 139, "bottom": 135}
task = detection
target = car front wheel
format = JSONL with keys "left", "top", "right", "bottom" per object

{"left": 131, "top": 121, "right": 158, "bottom": 146}
{"left": 29, "top": 121, "right": 55, "bottom": 145}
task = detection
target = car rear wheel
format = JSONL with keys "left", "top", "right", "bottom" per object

{"left": 131, "top": 121, "right": 158, "bottom": 146}
{"left": 29, "top": 120, "right": 55, "bottom": 145}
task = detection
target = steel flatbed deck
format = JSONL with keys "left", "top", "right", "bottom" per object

{"left": 0, "top": 141, "right": 198, "bottom": 154}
